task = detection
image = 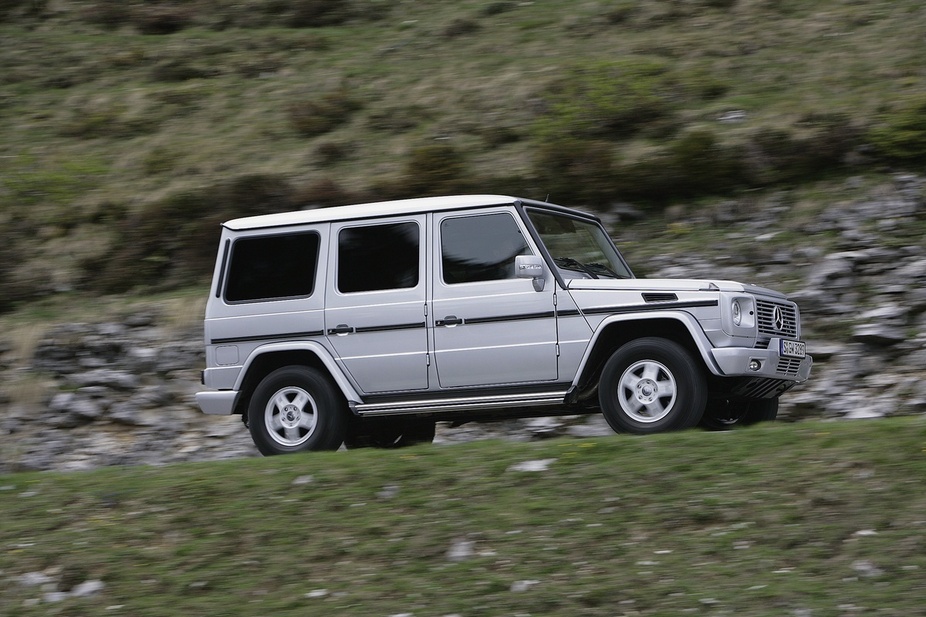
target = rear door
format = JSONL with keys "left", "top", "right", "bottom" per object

{"left": 430, "top": 209, "right": 558, "bottom": 388}
{"left": 325, "top": 215, "right": 429, "bottom": 394}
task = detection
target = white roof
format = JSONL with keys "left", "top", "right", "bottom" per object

{"left": 223, "top": 194, "right": 522, "bottom": 231}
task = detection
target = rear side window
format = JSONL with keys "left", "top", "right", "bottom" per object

{"left": 338, "top": 222, "right": 419, "bottom": 293}
{"left": 224, "top": 231, "right": 320, "bottom": 302}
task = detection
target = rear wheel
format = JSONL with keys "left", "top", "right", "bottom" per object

{"left": 599, "top": 337, "right": 706, "bottom": 434}
{"left": 247, "top": 366, "right": 348, "bottom": 455}
{"left": 700, "top": 398, "right": 779, "bottom": 430}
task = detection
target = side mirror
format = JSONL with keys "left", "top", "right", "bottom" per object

{"left": 516, "top": 255, "right": 546, "bottom": 291}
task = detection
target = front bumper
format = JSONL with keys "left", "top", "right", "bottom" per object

{"left": 711, "top": 337, "right": 813, "bottom": 382}
{"left": 195, "top": 390, "right": 238, "bottom": 415}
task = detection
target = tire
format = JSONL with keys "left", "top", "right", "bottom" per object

{"left": 344, "top": 418, "right": 436, "bottom": 449}
{"left": 598, "top": 337, "right": 707, "bottom": 434}
{"left": 247, "top": 366, "right": 348, "bottom": 455}
{"left": 700, "top": 397, "right": 779, "bottom": 431}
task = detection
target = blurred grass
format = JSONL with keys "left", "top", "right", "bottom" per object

{"left": 2, "top": 417, "right": 925, "bottom": 615}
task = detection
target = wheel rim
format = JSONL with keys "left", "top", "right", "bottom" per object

{"left": 264, "top": 386, "right": 318, "bottom": 447}
{"left": 617, "top": 360, "right": 677, "bottom": 423}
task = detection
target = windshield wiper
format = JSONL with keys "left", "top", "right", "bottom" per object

{"left": 585, "top": 262, "right": 624, "bottom": 279}
{"left": 554, "top": 257, "right": 599, "bottom": 279}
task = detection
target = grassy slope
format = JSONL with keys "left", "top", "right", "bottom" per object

{"left": 2, "top": 418, "right": 926, "bottom": 616}
{"left": 1, "top": 0, "right": 925, "bottom": 298}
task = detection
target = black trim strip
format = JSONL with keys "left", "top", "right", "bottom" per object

{"left": 464, "top": 311, "right": 555, "bottom": 325}
{"left": 211, "top": 330, "right": 324, "bottom": 345}
{"left": 582, "top": 299, "right": 719, "bottom": 316}
{"left": 354, "top": 321, "right": 426, "bottom": 334}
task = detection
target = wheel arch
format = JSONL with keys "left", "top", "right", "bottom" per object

{"left": 573, "top": 313, "right": 719, "bottom": 394}
{"left": 232, "top": 343, "right": 360, "bottom": 416}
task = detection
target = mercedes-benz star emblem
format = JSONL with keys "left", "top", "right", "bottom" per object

{"left": 773, "top": 306, "right": 784, "bottom": 331}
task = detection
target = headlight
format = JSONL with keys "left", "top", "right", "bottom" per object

{"left": 732, "top": 299, "right": 743, "bottom": 326}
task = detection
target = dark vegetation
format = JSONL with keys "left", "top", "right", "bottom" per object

{"left": 1, "top": 0, "right": 925, "bottom": 307}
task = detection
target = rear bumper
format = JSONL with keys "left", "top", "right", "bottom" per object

{"left": 195, "top": 390, "right": 238, "bottom": 415}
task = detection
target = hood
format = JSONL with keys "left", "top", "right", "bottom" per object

{"left": 566, "top": 278, "right": 788, "bottom": 299}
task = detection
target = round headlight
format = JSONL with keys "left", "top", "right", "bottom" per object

{"left": 732, "top": 299, "right": 742, "bottom": 326}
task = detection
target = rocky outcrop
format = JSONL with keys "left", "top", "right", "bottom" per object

{"left": 1, "top": 175, "right": 924, "bottom": 473}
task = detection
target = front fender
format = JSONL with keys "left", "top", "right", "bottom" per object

{"left": 573, "top": 311, "right": 722, "bottom": 386}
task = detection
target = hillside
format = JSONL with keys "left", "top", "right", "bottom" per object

{"left": 3, "top": 418, "right": 926, "bottom": 616}
{"left": 2, "top": 0, "right": 926, "bottom": 307}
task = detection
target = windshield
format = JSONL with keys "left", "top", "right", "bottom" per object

{"left": 526, "top": 208, "right": 632, "bottom": 280}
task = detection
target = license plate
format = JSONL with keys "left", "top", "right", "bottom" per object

{"left": 780, "top": 339, "right": 806, "bottom": 359}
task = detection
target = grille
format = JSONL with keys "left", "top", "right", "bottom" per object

{"left": 756, "top": 299, "right": 798, "bottom": 339}
{"left": 777, "top": 357, "right": 803, "bottom": 377}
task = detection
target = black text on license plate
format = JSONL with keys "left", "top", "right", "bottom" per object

{"left": 780, "top": 340, "right": 806, "bottom": 358}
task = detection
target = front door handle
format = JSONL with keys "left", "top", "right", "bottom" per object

{"left": 436, "top": 316, "right": 463, "bottom": 327}
{"left": 328, "top": 324, "right": 355, "bottom": 335}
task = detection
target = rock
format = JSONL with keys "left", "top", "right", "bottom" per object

{"left": 851, "top": 324, "right": 906, "bottom": 347}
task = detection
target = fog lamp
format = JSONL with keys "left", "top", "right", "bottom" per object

{"left": 749, "top": 360, "right": 761, "bottom": 371}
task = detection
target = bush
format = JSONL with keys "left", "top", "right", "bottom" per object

{"left": 89, "top": 174, "right": 297, "bottom": 293}
{"left": 289, "top": 0, "right": 354, "bottom": 27}
{"left": 289, "top": 89, "right": 361, "bottom": 137}
{"left": 532, "top": 138, "right": 616, "bottom": 205}
{"left": 134, "top": 5, "right": 193, "bottom": 35}
{"left": 536, "top": 58, "right": 678, "bottom": 141}
{"left": 869, "top": 97, "right": 926, "bottom": 163}
{"left": 404, "top": 143, "right": 467, "bottom": 195}
{"left": 292, "top": 178, "right": 360, "bottom": 207}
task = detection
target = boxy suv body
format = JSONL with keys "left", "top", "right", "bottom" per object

{"left": 196, "top": 195, "right": 812, "bottom": 454}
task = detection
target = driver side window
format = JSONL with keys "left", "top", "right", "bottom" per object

{"left": 440, "top": 213, "right": 532, "bottom": 284}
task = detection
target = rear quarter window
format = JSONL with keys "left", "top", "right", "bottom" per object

{"left": 224, "top": 231, "right": 320, "bottom": 302}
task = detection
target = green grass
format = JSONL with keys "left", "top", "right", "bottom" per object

{"left": 3, "top": 418, "right": 926, "bottom": 616}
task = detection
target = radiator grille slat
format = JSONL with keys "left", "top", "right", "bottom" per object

{"left": 756, "top": 299, "right": 798, "bottom": 339}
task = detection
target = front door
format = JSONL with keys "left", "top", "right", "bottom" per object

{"left": 325, "top": 215, "right": 429, "bottom": 394}
{"left": 431, "top": 209, "right": 558, "bottom": 389}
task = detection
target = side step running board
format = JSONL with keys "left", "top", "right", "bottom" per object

{"left": 352, "top": 391, "right": 569, "bottom": 417}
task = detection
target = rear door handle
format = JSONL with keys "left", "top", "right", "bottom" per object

{"left": 436, "top": 316, "right": 463, "bottom": 327}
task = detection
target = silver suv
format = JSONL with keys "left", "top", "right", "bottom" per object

{"left": 196, "top": 195, "right": 812, "bottom": 455}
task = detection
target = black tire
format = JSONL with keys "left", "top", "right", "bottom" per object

{"left": 344, "top": 418, "right": 436, "bottom": 449}
{"left": 598, "top": 337, "right": 707, "bottom": 434}
{"left": 247, "top": 366, "right": 348, "bottom": 455}
{"left": 700, "top": 397, "right": 779, "bottom": 431}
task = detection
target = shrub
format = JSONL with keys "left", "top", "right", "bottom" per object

{"left": 89, "top": 174, "right": 297, "bottom": 293}
{"left": 134, "top": 5, "right": 193, "bottom": 35}
{"left": 314, "top": 141, "right": 351, "bottom": 166}
{"left": 293, "top": 178, "right": 359, "bottom": 207}
{"left": 150, "top": 60, "right": 216, "bottom": 82}
{"left": 532, "top": 138, "right": 616, "bottom": 205}
{"left": 536, "top": 58, "right": 678, "bottom": 141}
{"left": 289, "top": 89, "right": 361, "bottom": 137}
{"left": 443, "top": 18, "right": 480, "bottom": 38}
{"left": 869, "top": 97, "right": 926, "bottom": 163}
{"left": 743, "top": 116, "right": 858, "bottom": 185}
{"left": 289, "top": 0, "right": 354, "bottom": 27}
{"left": 0, "top": 0, "right": 47, "bottom": 22}
{"left": 666, "top": 128, "right": 746, "bottom": 196}
{"left": 384, "top": 143, "right": 469, "bottom": 198}
{"left": 481, "top": 2, "right": 517, "bottom": 17}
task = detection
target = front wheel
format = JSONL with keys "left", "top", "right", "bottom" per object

{"left": 700, "top": 398, "right": 779, "bottom": 431}
{"left": 247, "top": 366, "right": 348, "bottom": 455}
{"left": 599, "top": 338, "right": 707, "bottom": 434}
